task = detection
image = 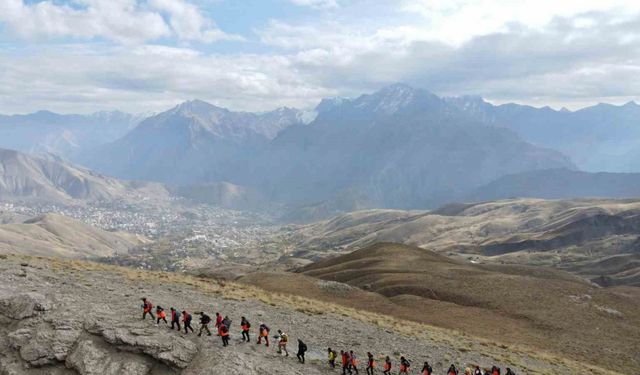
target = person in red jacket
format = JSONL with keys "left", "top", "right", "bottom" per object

{"left": 399, "top": 357, "right": 411, "bottom": 374}
{"left": 240, "top": 316, "right": 251, "bottom": 342}
{"left": 366, "top": 352, "right": 376, "bottom": 375}
{"left": 422, "top": 361, "right": 433, "bottom": 375}
{"left": 182, "top": 310, "right": 194, "bottom": 334}
{"left": 155, "top": 306, "right": 167, "bottom": 325}
{"left": 341, "top": 350, "right": 352, "bottom": 375}
{"left": 219, "top": 323, "right": 230, "bottom": 347}
{"left": 169, "top": 307, "right": 180, "bottom": 330}
{"left": 215, "top": 312, "right": 223, "bottom": 330}
{"left": 257, "top": 323, "right": 270, "bottom": 347}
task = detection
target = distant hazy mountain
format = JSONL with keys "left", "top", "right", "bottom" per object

{"left": 0, "top": 110, "right": 142, "bottom": 159}
{"left": 83, "top": 100, "right": 305, "bottom": 185}
{"left": 468, "top": 168, "right": 640, "bottom": 201}
{"left": 446, "top": 96, "right": 640, "bottom": 172}
{"left": 0, "top": 148, "right": 168, "bottom": 203}
{"left": 250, "top": 84, "right": 574, "bottom": 210}
{"left": 173, "top": 181, "right": 269, "bottom": 211}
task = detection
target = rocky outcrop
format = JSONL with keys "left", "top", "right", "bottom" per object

{"left": 66, "top": 338, "right": 154, "bottom": 375}
{"left": 0, "top": 292, "right": 52, "bottom": 320}
{"left": 84, "top": 318, "right": 198, "bottom": 369}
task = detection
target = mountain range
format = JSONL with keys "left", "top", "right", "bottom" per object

{"left": 3, "top": 84, "right": 640, "bottom": 213}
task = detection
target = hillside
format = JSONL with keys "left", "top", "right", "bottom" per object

{"left": 0, "top": 148, "right": 169, "bottom": 204}
{"left": 0, "top": 213, "right": 148, "bottom": 258}
{"left": 173, "top": 181, "right": 270, "bottom": 211}
{"left": 469, "top": 168, "right": 640, "bottom": 201}
{"left": 255, "top": 243, "right": 640, "bottom": 373}
{"left": 0, "top": 254, "right": 621, "bottom": 374}
{"left": 287, "top": 198, "right": 640, "bottom": 286}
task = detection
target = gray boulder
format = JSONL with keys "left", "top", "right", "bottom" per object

{"left": 8, "top": 321, "right": 81, "bottom": 367}
{"left": 66, "top": 338, "right": 153, "bottom": 375}
{"left": 0, "top": 292, "right": 52, "bottom": 320}
{"left": 85, "top": 318, "right": 198, "bottom": 369}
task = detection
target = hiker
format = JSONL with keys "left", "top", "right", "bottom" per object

{"left": 350, "top": 351, "right": 359, "bottom": 374}
{"left": 421, "top": 361, "right": 433, "bottom": 375}
{"left": 505, "top": 369, "right": 515, "bottom": 375}
{"left": 483, "top": 370, "right": 491, "bottom": 375}
{"left": 219, "top": 323, "right": 230, "bottom": 347}
{"left": 382, "top": 356, "right": 392, "bottom": 375}
{"left": 465, "top": 368, "right": 472, "bottom": 375}
{"left": 491, "top": 366, "right": 500, "bottom": 375}
{"left": 399, "top": 357, "right": 410, "bottom": 374}
{"left": 197, "top": 312, "right": 212, "bottom": 337}
{"left": 474, "top": 366, "right": 482, "bottom": 375}
{"left": 366, "top": 352, "right": 376, "bottom": 375}
{"left": 214, "top": 312, "right": 223, "bottom": 330}
{"left": 448, "top": 364, "right": 459, "bottom": 375}
{"left": 156, "top": 306, "right": 167, "bottom": 325}
{"left": 222, "top": 315, "right": 232, "bottom": 328}
{"left": 141, "top": 298, "right": 155, "bottom": 320}
{"left": 257, "top": 323, "right": 270, "bottom": 346}
{"left": 297, "top": 339, "right": 307, "bottom": 363}
{"left": 275, "top": 329, "right": 289, "bottom": 356}
{"left": 328, "top": 348, "right": 337, "bottom": 368}
{"left": 341, "top": 350, "right": 352, "bottom": 375}
{"left": 182, "top": 310, "right": 194, "bottom": 334}
{"left": 240, "top": 316, "right": 251, "bottom": 342}
{"left": 170, "top": 307, "right": 180, "bottom": 331}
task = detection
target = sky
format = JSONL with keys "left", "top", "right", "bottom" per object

{"left": 0, "top": 0, "right": 639, "bottom": 114}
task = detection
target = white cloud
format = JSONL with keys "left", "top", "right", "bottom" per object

{"left": 0, "top": 0, "right": 240, "bottom": 44}
{"left": 288, "top": 0, "right": 339, "bottom": 9}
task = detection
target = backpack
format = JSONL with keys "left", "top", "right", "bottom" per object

{"left": 301, "top": 343, "right": 307, "bottom": 351}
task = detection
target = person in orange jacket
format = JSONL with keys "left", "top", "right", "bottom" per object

{"left": 155, "top": 306, "right": 167, "bottom": 325}
{"left": 141, "top": 298, "right": 155, "bottom": 320}
{"left": 399, "top": 356, "right": 411, "bottom": 374}
{"left": 350, "top": 351, "right": 359, "bottom": 374}
{"left": 257, "top": 323, "right": 270, "bottom": 347}
{"left": 448, "top": 364, "right": 459, "bottom": 375}
{"left": 491, "top": 366, "right": 500, "bottom": 375}
{"left": 219, "top": 323, "right": 230, "bottom": 346}
{"left": 366, "top": 352, "right": 376, "bottom": 375}
{"left": 240, "top": 316, "right": 251, "bottom": 342}
{"left": 382, "top": 356, "right": 392, "bottom": 375}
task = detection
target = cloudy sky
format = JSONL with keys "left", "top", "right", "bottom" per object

{"left": 1, "top": 0, "right": 639, "bottom": 114}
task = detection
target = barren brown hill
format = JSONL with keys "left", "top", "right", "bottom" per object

{"left": 0, "top": 213, "right": 148, "bottom": 258}
{"left": 288, "top": 199, "right": 640, "bottom": 286}
{"left": 243, "top": 243, "right": 640, "bottom": 373}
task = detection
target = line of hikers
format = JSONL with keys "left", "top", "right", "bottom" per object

{"left": 141, "top": 298, "right": 516, "bottom": 375}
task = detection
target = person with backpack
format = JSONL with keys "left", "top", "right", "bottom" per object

{"left": 505, "top": 368, "right": 515, "bottom": 375}
{"left": 328, "top": 348, "right": 337, "bottom": 368}
{"left": 341, "top": 350, "right": 352, "bottom": 375}
{"left": 491, "top": 366, "right": 500, "bottom": 375}
{"left": 473, "top": 366, "right": 482, "bottom": 375}
{"left": 219, "top": 323, "right": 230, "bottom": 347}
{"left": 366, "top": 352, "right": 376, "bottom": 375}
{"left": 156, "top": 306, "right": 167, "bottom": 325}
{"left": 170, "top": 307, "right": 180, "bottom": 331}
{"left": 257, "top": 323, "right": 270, "bottom": 347}
{"left": 240, "top": 316, "right": 251, "bottom": 342}
{"left": 399, "top": 357, "right": 410, "bottom": 374}
{"left": 465, "top": 368, "right": 472, "bottom": 375}
{"left": 297, "top": 339, "right": 307, "bottom": 363}
{"left": 350, "top": 351, "right": 359, "bottom": 374}
{"left": 275, "top": 330, "right": 289, "bottom": 356}
{"left": 197, "top": 312, "right": 212, "bottom": 337}
{"left": 421, "top": 361, "right": 433, "bottom": 375}
{"left": 222, "top": 315, "right": 232, "bottom": 328}
{"left": 141, "top": 298, "right": 155, "bottom": 320}
{"left": 448, "top": 364, "right": 459, "bottom": 375}
{"left": 382, "top": 356, "right": 392, "bottom": 375}
{"left": 182, "top": 310, "right": 194, "bottom": 334}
